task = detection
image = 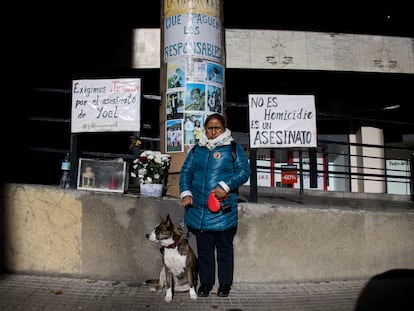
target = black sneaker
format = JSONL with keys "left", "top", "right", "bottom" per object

{"left": 217, "top": 284, "right": 231, "bottom": 297}
{"left": 197, "top": 283, "right": 213, "bottom": 297}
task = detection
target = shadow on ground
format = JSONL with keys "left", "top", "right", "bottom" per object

{"left": 355, "top": 269, "right": 414, "bottom": 310}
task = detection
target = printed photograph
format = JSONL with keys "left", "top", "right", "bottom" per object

{"left": 166, "top": 91, "right": 184, "bottom": 120}
{"left": 166, "top": 119, "right": 183, "bottom": 153}
{"left": 183, "top": 113, "right": 204, "bottom": 145}
{"left": 207, "top": 62, "right": 224, "bottom": 85}
{"left": 185, "top": 83, "right": 206, "bottom": 111}
{"left": 167, "top": 61, "right": 185, "bottom": 89}
{"left": 207, "top": 85, "right": 222, "bottom": 113}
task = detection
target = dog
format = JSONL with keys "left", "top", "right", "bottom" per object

{"left": 145, "top": 214, "right": 198, "bottom": 302}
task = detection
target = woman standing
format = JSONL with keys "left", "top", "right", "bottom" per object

{"left": 180, "top": 113, "right": 250, "bottom": 297}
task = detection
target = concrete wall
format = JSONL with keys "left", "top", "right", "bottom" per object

{"left": 1, "top": 183, "right": 414, "bottom": 283}
{"left": 132, "top": 29, "right": 414, "bottom": 74}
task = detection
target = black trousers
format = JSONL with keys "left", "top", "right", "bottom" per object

{"left": 193, "top": 227, "right": 237, "bottom": 286}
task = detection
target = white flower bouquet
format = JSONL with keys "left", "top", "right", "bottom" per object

{"left": 132, "top": 150, "right": 171, "bottom": 185}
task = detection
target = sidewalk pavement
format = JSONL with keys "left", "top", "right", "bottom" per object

{"left": 0, "top": 273, "right": 413, "bottom": 311}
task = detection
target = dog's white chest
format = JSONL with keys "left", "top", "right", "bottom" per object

{"left": 164, "top": 248, "right": 187, "bottom": 275}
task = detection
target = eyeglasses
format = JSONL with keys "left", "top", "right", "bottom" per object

{"left": 206, "top": 127, "right": 224, "bottom": 132}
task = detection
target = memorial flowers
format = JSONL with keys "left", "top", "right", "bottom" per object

{"left": 132, "top": 150, "right": 171, "bottom": 185}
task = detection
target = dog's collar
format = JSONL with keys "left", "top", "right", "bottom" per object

{"left": 165, "top": 235, "right": 183, "bottom": 249}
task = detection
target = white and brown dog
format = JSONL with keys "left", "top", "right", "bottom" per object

{"left": 146, "top": 214, "right": 198, "bottom": 302}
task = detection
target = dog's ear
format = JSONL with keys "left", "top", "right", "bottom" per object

{"left": 165, "top": 214, "right": 174, "bottom": 229}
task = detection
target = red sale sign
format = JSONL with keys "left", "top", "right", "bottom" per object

{"left": 281, "top": 165, "right": 298, "bottom": 184}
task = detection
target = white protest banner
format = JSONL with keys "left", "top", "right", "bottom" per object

{"left": 71, "top": 78, "right": 141, "bottom": 133}
{"left": 249, "top": 94, "right": 317, "bottom": 148}
{"left": 163, "top": 10, "right": 222, "bottom": 63}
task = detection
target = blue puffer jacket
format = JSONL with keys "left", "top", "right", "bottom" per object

{"left": 179, "top": 142, "right": 250, "bottom": 231}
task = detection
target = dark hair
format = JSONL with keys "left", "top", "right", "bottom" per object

{"left": 204, "top": 113, "right": 225, "bottom": 128}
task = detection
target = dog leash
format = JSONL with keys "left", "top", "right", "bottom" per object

{"left": 179, "top": 222, "right": 191, "bottom": 239}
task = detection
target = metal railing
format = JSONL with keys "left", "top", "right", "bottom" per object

{"left": 247, "top": 139, "right": 414, "bottom": 201}
{"left": 24, "top": 119, "right": 414, "bottom": 200}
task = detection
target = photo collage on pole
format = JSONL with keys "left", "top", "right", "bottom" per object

{"left": 166, "top": 58, "right": 224, "bottom": 152}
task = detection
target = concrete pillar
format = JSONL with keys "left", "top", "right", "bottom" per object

{"left": 160, "top": 0, "right": 225, "bottom": 197}
{"left": 349, "top": 133, "right": 360, "bottom": 192}
{"left": 353, "top": 126, "right": 385, "bottom": 193}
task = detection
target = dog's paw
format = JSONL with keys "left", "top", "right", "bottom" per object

{"left": 149, "top": 287, "right": 157, "bottom": 292}
{"left": 165, "top": 288, "right": 173, "bottom": 303}
{"left": 189, "top": 287, "right": 197, "bottom": 300}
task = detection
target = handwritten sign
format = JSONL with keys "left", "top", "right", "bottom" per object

{"left": 163, "top": 12, "right": 222, "bottom": 62}
{"left": 249, "top": 94, "right": 317, "bottom": 148}
{"left": 71, "top": 78, "right": 141, "bottom": 133}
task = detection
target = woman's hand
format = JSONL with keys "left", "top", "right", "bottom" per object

{"left": 182, "top": 195, "right": 193, "bottom": 207}
{"left": 213, "top": 186, "right": 227, "bottom": 199}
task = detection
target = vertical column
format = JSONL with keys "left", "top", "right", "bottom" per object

{"left": 360, "top": 126, "right": 385, "bottom": 193}
{"left": 353, "top": 126, "right": 385, "bottom": 193}
{"left": 160, "top": 0, "right": 225, "bottom": 196}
